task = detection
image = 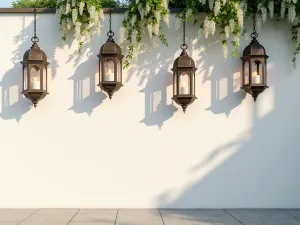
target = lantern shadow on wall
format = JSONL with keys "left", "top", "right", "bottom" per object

{"left": 139, "top": 61, "right": 177, "bottom": 129}
{"left": 0, "top": 65, "right": 31, "bottom": 122}
{"left": 204, "top": 51, "right": 246, "bottom": 117}
{"left": 189, "top": 24, "right": 246, "bottom": 116}
{"left": 68, "top": 51, "right": 107, "bottom": 116}
{"left": 0, "top": 14, "right": 59, "bottom": 121}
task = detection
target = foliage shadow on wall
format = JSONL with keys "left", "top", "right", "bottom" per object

{"left": 0, "top": 14, "right": 59, "bottom": 121}
{"left": 155, "top": 22, "right": 300, "bottom": 209}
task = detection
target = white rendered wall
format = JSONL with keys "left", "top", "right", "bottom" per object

{"left": 0, "top": 13, "right": 299, "bottom": 208}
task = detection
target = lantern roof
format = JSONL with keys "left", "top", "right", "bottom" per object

{"left": 100, "top": 40, "right": 122, "bottom": 55}
{"left": 243, "top": 38, "right": 266, "bottom": 57}
{"left": 172, "top": 50, "right": 196, "bottom": 70}
{"left": 23, "top": 42, "right": 48, "bottom": 62}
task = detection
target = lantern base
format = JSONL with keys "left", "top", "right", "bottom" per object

{"left": 172, "top": 95, "right": 197, "bottom": 113}
{"left": 22, "top": 90, "right": 48, "bottom": 108}
{"left": 241, "top": 85, "right": 268, "bottom": 102}
{"left": 98, "top": 81, "right": 123, "bottom": 100}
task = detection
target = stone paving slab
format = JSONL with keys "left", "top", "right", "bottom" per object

{"left": 161, "top": 209, "right": 242, "bottom": 225}
{"left": 0, "top": 223, "right": 20, "bottom": 225}
{"left": 0, "top": 209, "right": 299, "bottom": 225}
{"left": 226, "top": 209, "right": 300, "bottom": 225}
{"left": 22, "top": 209, "right": 78, "bottom": 224}
{"left": 72, "top": 211, "right": 116, "bottom": 222}
{"left": 0, "top": 209, "right": 38, "bottom": 222}
{"left": 116, "top": 209, "right": 163, "bottom": 225}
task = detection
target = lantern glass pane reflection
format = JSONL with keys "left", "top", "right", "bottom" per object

{"left": 243, "top": 61, "right": 249, "bottom": 85}
{"left": 179, "top": 72, "right": 190, "bottom": 95}
{"left": 23, "top": 66, "right": 28, "bottom": 91}
{"left": 251, "top": 60, "right": 263, "bottom": 85}
{"left": 43, "top": 66, "right": 47, "bottom": 91}
{"left": 30, "top": 65, "right": 41, "bottom": 90}
{"left": 117, "top": 59, "right": 121, "bottom": 82}
{"left": 104, "top": 58, "right": 114, "bottom": 81}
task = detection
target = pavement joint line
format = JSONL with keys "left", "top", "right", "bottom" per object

{"left": 114, "top": 209, "right": 119, "bottom": 225}
{"left": 286, "top": 210, "right": 300, "bottom": 221}
{"left": 223, "top": 209, "right": 245, "bottom": 225}
{"left": 67, "top": 209, "right": 80, "bottom": 225}
{"left": 17, "top": 208, "right": 40, "bottom": 225}
{"left": 158, "top": 209, "right": 166, "bottom": 225}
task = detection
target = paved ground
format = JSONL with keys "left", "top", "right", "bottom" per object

{"left": 0, "top": 209, "right": 300, "bottom": 225}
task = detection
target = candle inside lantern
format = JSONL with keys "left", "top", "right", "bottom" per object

{"left": 180, "top": 83, "right": 188, "bottom": 95}
{"left": 252, "top": 71, "right": 260, "bottom": 84}
{"left": 106, "top": 69, "right": 114, "bottom": 81}
{"left": 31, "top": 76, "right": 40, "bottom": 89}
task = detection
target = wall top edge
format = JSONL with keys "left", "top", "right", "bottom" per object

{"left": 0, "top": 8, "right": 183, "bottom": 14}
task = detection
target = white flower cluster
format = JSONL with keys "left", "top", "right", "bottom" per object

{"left": 57, "top": 0, "right": 104, "bottom": 48}
{"left": 288, "top": 5, "right": 296, "bottom": 23}
{"left": 268, "top": 1, "right": 274, "bottom": 18}
{"left": 79, "top": 1, "right": 85, "bottom": 15}
{"left": 208, "top": 0, "right": 215, "bottom": 11}
{"left": 280, "top": 0, "right": 299, "bottom": 24}
{"left": 214, "top": 0, "right": 221, "bottom": 16}
{"left": 124, "top": 0, "right": 170, "bottom": 42}
{"left": 222, "top": 43, "right": 228, "bottom": 59}
{"left": 203, "top": 16, "right": 216, "bottom": 38}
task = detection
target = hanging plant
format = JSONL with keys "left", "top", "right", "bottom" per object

{"left": 121, "top": 0, "right": 170, "bottom": 69}
{"left": 182, "top": 0, "right": 247, "bottom": 59}
{"left": 56, "top": 0, "right": 104, "bottom": 52}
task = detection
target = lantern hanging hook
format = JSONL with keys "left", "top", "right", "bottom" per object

{"left": 31, "top": 8, "right": 39, "bottom": 43}
{"left": 107, "top": 8, "right": 115, "bottom": 42}
{"left": 180, "top": 11, "right": 188, "bottom": 52}
{"left": 251, "top": 11, "right": 258, "bottom": 39}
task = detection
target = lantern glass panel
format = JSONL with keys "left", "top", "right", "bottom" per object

{"left": 103, "top": 58, "right": 115, "bottom": 81}
{"left": 99, "top": 57, "right": 102, "bottom": 83}
{"left": 192, "top": 72, "right": 195, "bottom": 95}
{"left": 250, "top": 60, "right": 263, "bottom": 85}
{"left": 23, "top": 66, "right": 28, "bottom": 91}
{"left": 173, "top": 72, "right": 177, "bottom": 95}
{"left": 30, "top": 65, "right": 41, "bottom": 90}
{"left": 179, "top": 71, "right": 190, "bottom": 95}
{"left": 117, "top": 59, "right": 121, "bottom": 82}
{"left": 43, "top": 66, "right": 47, "bottom": 91}
{"left": 243, "top": 61, "right": 250, "bottom": 85}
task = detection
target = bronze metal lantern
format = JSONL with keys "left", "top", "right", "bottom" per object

{"left": 171, "top": 16, "right": 197, "bottom": 113}
{"left": 241, "top": 14, "right": 268, "bottom": 102}
{"left": 97, "top": 9, "right": 123, "bottom": 99}
{"left": 21, "top": 9, "right": 49, "bottom": 108}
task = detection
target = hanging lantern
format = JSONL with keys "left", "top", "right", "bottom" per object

{"left": 21, "top": 8, "right": 49, "bottom": 108}
{"left": 241, "top": 13, "right": 268, "bottom": 102}
{"left": 171, "top": 15, "right": 197, "bottom": 113}
{"left": 97, "top": 9, "right": 123, "bottom": 100}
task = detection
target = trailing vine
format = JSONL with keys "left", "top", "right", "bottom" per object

{"left": 121, "top": 0, "right": 170, "bottom": 69}
{"left": 181, "top": 0, "right": 300, "bottom": 66}
{"left": 54, "top": 0, "right": 300, "bottom": 67}
{"left": 56, "top": 0, "right": 104, "bottom": 52}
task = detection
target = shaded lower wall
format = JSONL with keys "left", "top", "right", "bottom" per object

{"left": 0, "top": 12, "right": 299, "bottom": 208}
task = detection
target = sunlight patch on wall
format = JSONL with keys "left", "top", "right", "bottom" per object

{"left": 257, "top": 86, "right": 275, "bottom": 119}
{"left": 218, "top": 78, "right": 227, "bottom": 100}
